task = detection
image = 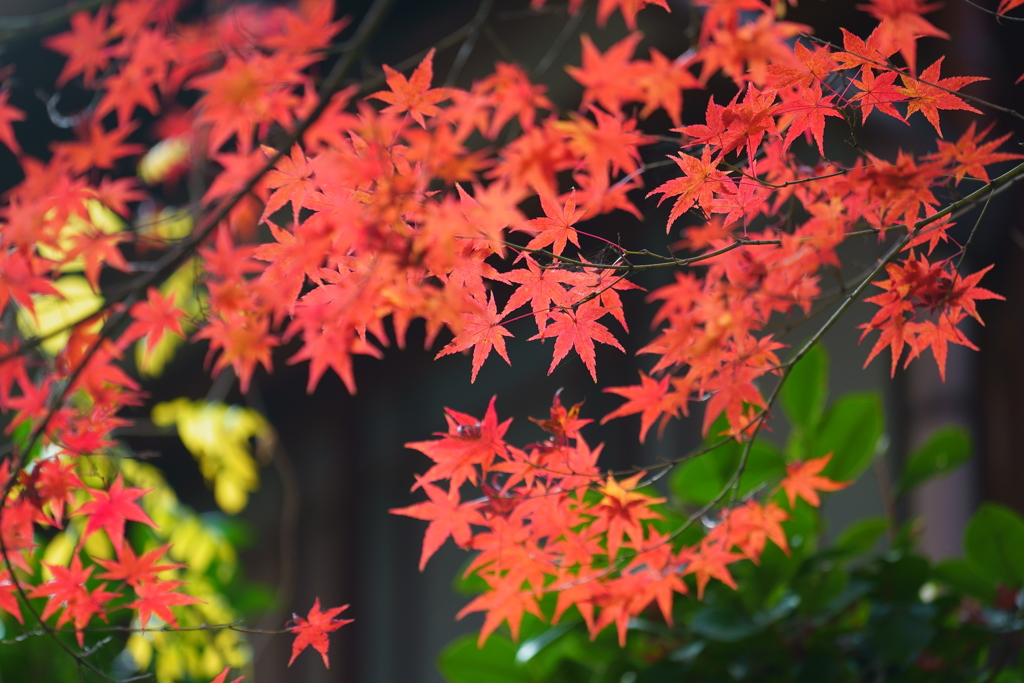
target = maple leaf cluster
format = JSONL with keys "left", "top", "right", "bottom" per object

{"left": 0, "top": 0, "right": 1017, "bottom": 674}
{"left": 393, "top": 396, "right": 848, "bottom": 646}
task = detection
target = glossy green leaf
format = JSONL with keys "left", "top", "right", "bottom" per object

{"left": 898, "top": 426, "right": 971, "bottom": 495}
{"left": 690, "top": 606, "right": 762, "bottom": 642}
{"left": 811, "top": 393, "right": 883, "bottom": 482}
{"left": 781, "top": 344, "right": 828, "bottom": 431}
{"left": 670, "top": 439, "right": 784, "bottom": 506}
{"left": 933, "top": 558, "right": 996, "bottom": 603}
{"left": 438, "top": 633, "right": 531, "bottom": 683}
{"left": 835, "top": 516, "right": 889, "bottom": 556}
{"left": 964, "top": 503, "right": 1024, "bottom": 587}
{"left": 867, "top": 602, "right": 936, "bottom": 664}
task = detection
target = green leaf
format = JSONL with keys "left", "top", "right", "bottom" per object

{"left": 835, "top": 517, "right": 889, "bottom": 556}
{"left": 438, "top": 633, "right": 531, "bottom": 683}
{"left": 867, "top": 602, "right": 936, "bottom": 664}
{"left": 670, "top": 440, "right": 784, "bottom": 506}
{"left": 964, "top": 503, "right": 1024, "bottom": 588}
{"left": 933, "top": 558, "right": 996, "bottom": 603}
{"left": 811, "top": 393, "right": 883, "bottom": 482}
{"left": 898, "top": 426, "right": 971, "bottom": 495}
{"left": 690, "top": 606, "right": 762, "bottom": 642}
{"left": 782, "top": 345, "right": 828, "bottom": 431}
{"left": 10, "top": 421, "right": 42, "bottom": 464}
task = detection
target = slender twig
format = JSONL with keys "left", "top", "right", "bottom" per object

{"left": 0, "top": 0, "right": 106, "bottom": 45}
{"left": 954, "top": 187, "right": 994, "bottom": 275}
{"left": 960, "top": 0, "right": 1024, "bottom": 21}
{"left": 532, "top": 5, "right": 585, "bottom": 77}
{"left": 445, "top": 0, "right": 494, "bottom": 87}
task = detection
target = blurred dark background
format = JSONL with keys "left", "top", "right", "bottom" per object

{"left": 0, "top": 0, "right": 1023, "bottom": 681}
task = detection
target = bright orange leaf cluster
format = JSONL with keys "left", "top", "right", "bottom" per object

{"left": 394, "top": 396, "right": 846, "bottom": 645}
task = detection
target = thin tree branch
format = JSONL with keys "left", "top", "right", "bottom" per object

{"left": 445, "top": 0, "right": 494, "bottom": 87}
{"left": 0, "top": 0, "right": 106, "bottom": 45}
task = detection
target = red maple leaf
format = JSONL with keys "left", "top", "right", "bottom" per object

{"left": 68, "top": 231, "right": 131, "bottom": 290}
{"left": 288, "top": 598, "right": 353, "bottom": 668}
{"left": 370, "top": 48, "right": 450, "bottom": 127}
{"left": 95, "top": 60, "right": 161, "bottom": 125}
{"left": 834, "top": 26, "right": 899, "bottom": 72}
{"left": 405, "top": 396, "right": 511, "bottom": 491}
{"left": 31, "top": 458, "right": 83, "bottom": 527}
{"left": 502, "top": 256, "right": 576, "bottom": 332}
{"left": 390, "top": 480, "right": 486, "bottom": 570}
{"left": 209, "top": 667, "right": 244, "bottom": 683}
{"left": 95, "top": 176, "right": 147, "bottom": 217}
{"left": 29, "top": 556, "right": 121, "bottom": 645}
{"left": 648, "top": 146, "right": 734, "bottom": 230}
{"left": 44, "top": 6, "right": 113, "bottom": 87}
{"left": 0, "top": 570, "right": 23, "bottom": 624}
{"left": 127, "top": 580, "right": 202, "bottom": 628}
{"left": 0, "top": 89, "right": 25, "bottom": 155}
{"left": 72, "top": 473, "right": 158, "bottom": 551}
{"left": 435, "top": 294, "right": 513, "bottom": 382}
{"left": 531, "top": 301, "right": 625, "bottom": 381}
{"left": 778, "top": 85, "right": 844, "bottom": 155}
{"left": 262, "top": 144, "right": 316, "bottom": 225}
{"left": 194, "top": 313, "right": 279, "bottom": 394}
{"left": 596, "top": 0, "right": 671, "bottom": 29}
{"left": 94, "top": 543, "right": 184, "bottom": 586}
{"left": 122, "top": 287, "right": 187, "bottom": 360}
{"left": 567, "top": 33, "right": 644, "bottom": 116}
{"left": 851, "top": 68, "right": 908, "bottom": 125}
{"left": 54, "top": 120, "right": 145, "bottom": 175}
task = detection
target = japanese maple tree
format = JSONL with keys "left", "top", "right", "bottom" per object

{"left": 0, "top": 0, "right": 1021, "bottom": 680}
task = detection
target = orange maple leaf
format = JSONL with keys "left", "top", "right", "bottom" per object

{"left": 780, "top": 454, "right": 850, "bottom": 508}
{"left": 456, "top": 576, "right": 544, "bottom": 646}
{"left": 390, "top": 480, "right": 486, "bottom": 570}
{"left": 682, "top": 539, "right": 744, "bottom": 599}
{"left": 370, "top": 48, "right": 450, "bottom": 127}
{"left": 898, "top": 57, "right": 985, "bottom": 137}
{"left": 523, "top": 190, "right": 588, "bottom": 256}
{"left": 601, "top": 372, "right": 689, "bottom": 442}
{"left": 930, "top": 122, "right": 1024, "bottom": 184}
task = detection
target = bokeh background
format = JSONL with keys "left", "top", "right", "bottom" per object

{"left": 0, "top": 0, "right": 1022, "bottom": 681}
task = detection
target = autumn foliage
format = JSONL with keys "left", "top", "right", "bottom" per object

{"left": 0, "top": 0, "right": 1020, "bottom": 679}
